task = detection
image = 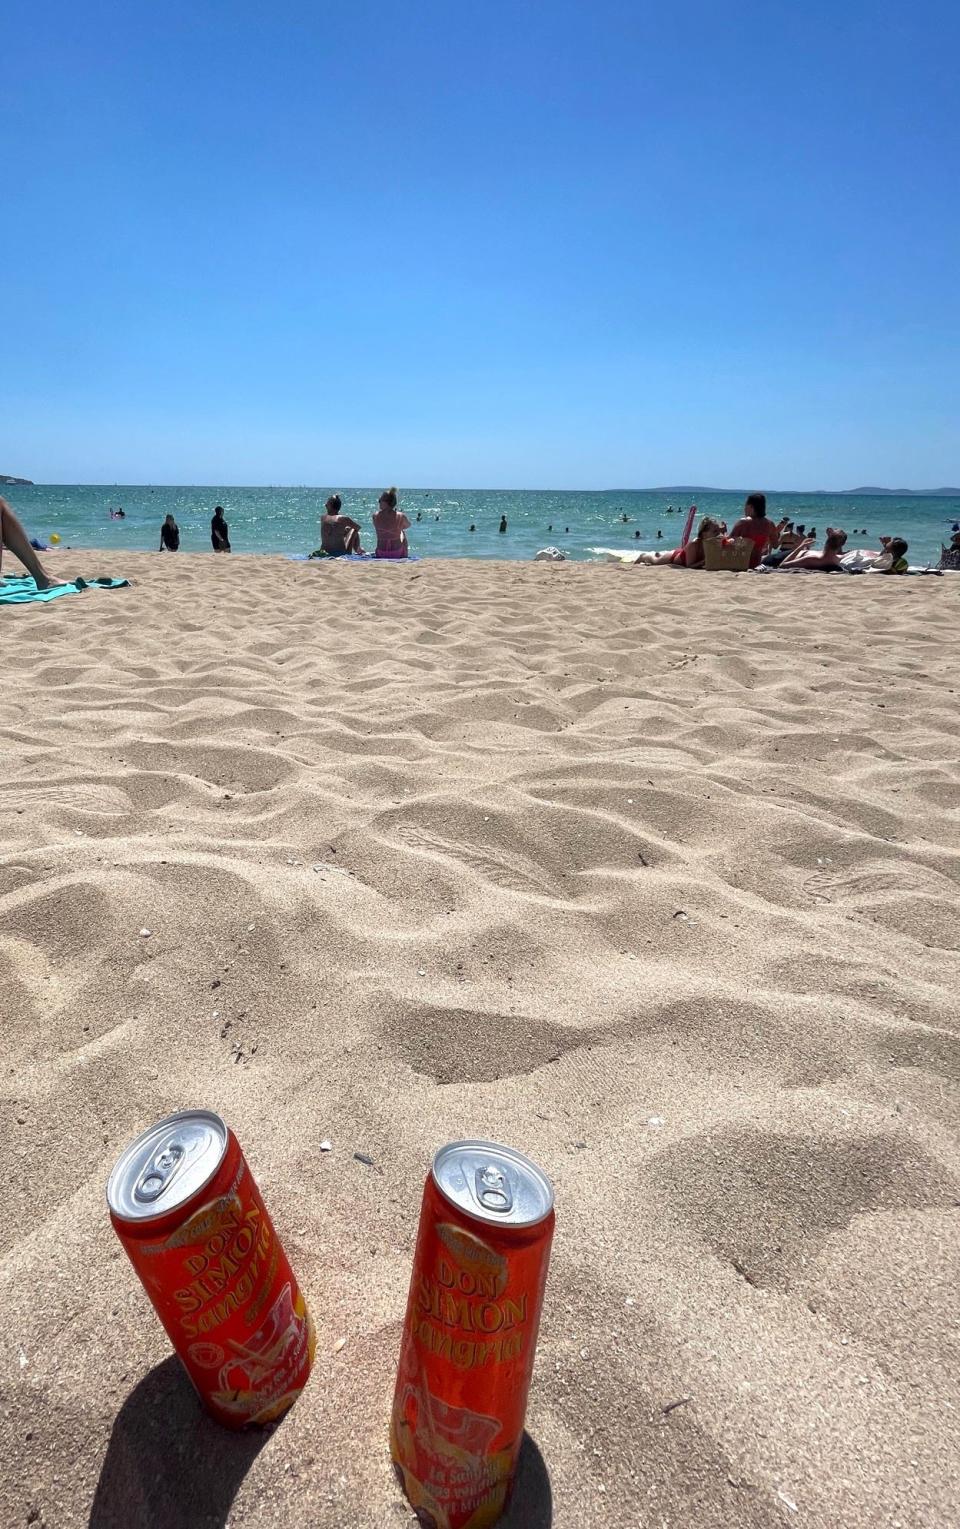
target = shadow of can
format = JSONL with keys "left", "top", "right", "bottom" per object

{"left": 88, "top": 1355, "right": 276, "bottom": 1529}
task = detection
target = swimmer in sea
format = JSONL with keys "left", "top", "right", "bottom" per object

{"left": 499, "top": 515, "right": 507, "bottom": 533}
{"left": 469, "top": 524, "right": 476, "bottom": 533}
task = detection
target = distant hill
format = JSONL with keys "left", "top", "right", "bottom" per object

{"left": 840, "top": 487, "right": 960, "bottom": 497}
{"left": 0, "top": 474, "right": 33, "bottom": 485}
{"left": 635, "top": 485, "right": 960, "bottom": 497}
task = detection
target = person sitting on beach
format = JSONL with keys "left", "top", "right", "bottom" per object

{"left": 634, "top": 516, "right": 723, "bottom": 567}
{"left": 159, "top": 514, "right": 180, "bottom": 551}
{"left": 868, "top": 536, "right": 909, "bottom": 574}
{"left": 321, "top": 494, "right": 364, "bottom": 556}
{"left": 761, "top": 520, "right": 806, "bottom": 566}
{"left": 730, "top": 492, "right": 785, "bottom": 568}
{"left": 373, "top": 487, "right": 410, "bottom": 559}
{"left": 211, "top": 506, "right": 231, "bottom": 552}
{"left": 0, "top": 496, "right": 64, "bottom": 589}
{"left": 937, "top": 528, "right": 960, "bottom": 571}
{"left": 780, "top": 527, "right": 848, "bottom": 571}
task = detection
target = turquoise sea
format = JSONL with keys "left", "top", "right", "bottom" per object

{"left": 5, "top": 484, "right": 959, "bottom": 567}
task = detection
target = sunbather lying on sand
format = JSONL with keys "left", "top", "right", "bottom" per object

{"left": 868, "top": 537, "right": 909, "bottom": 574}
{"left": 780, "top": 527, "right": 847, "bottom": 571}
{"left": 634, "top": 517, "right": 724, "bottom": 567}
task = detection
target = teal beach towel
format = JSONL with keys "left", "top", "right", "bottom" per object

{"left": 0, "top": 574, "right": 130, "bottom": 606}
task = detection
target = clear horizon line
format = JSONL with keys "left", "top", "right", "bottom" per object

{"left": 8, "top": 480, "right": 960, "bottom": 496}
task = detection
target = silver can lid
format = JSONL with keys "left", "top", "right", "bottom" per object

{"left": 432, "top": 1139, "right": 554, "bottom": 1228}
{"left": 107, "top": 1109, "right": 228, "bottom": 1223}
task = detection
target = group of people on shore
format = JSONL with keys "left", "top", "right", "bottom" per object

{"left": 160, "top": 505, "right": 230, "bottom": 553}
{"left": 6, "top": 488, "right": 959, "bottom": 581}
{"left": 634, "top": 493, "right": 936, "bottom": 574}
{"left": 314, "top": 488, "right": 410, "bottom": 559}
{"left": 155, "top": 491, "right": 412, "bottom": 560}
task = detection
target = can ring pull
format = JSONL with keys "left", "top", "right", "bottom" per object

{"left": 135, "top": 1141, "right": 185, "bottom": 1203}
{"left": 474, "top": 1163, "right": 513, "bottom": 1214}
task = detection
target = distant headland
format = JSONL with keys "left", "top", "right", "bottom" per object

{"left": 0, "top": 474, "right": 33, "bottom": 485}
{"left": 642, "top": 485, "right": 960, "bottom": 497}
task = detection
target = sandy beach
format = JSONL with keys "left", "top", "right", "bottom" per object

{"left": 2, "top": 550, "right": 959, "bottom": 1529}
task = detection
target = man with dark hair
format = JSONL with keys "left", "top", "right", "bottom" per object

{"left": 320, "top": 494, "right": 364, "bottom": 556}
{"left": 211, "top": 505, "right": 231, "bottom": 552}
{"left": 870, "top": 536, "right": 909, "bottom": 574}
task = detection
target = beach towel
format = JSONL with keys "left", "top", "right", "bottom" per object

{"left": 0, "top": 574, "right": 130, "bottom": 606}
{"left": 289, "top": 553, "right": 421, "bottom": 564}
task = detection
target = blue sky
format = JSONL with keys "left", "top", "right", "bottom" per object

{"left": 2, "top": 0, "right": 957, "bottom": 487}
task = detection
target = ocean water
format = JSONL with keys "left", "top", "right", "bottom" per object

{"left": 5, "top": 484, "right": 959, "bottom": 566}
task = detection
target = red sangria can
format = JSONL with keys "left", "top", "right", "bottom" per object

{"left": 107, "top": 1109, "right": 314, "bottom": 1427}
{"left": 390, "top": 1140, "right": 555, "bottom": 1528}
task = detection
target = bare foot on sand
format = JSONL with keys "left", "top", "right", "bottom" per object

{"left": 0, "top": 497, "right": 67, "bottom": 589}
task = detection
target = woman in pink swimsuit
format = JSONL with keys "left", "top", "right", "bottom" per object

{"left": 730, "top": 492, "right": 786, "bottom": 568}
{"left": 372, "top": 487, "right": 411, "bottom": 559}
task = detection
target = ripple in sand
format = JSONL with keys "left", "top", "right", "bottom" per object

{"left": 645, "top": 1126, "right": 958, "bottom": 1291}
{"left": 387, "top": 1001, "right": 611, "bottom": 1084}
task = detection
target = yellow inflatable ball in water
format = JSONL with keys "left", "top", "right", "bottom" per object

{"left": 49, "top": 532, "right": 61, "bottom": 544}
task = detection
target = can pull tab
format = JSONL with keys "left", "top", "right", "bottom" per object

{"left": 474, "top": 1162, "right": 513, "bottom": 1215}
{"left": 134, "top": 1141, "right": 185, "bottom": 1203}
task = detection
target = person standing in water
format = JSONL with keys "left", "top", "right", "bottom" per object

{"left": 159, "top": 514, "right": 180, "bottom": 551}
{"left": 211, "top": 505, "right": 230, "bottom": 552}
{"left": 499, "top": 515, "right": 507, "bottom": 534}
{"left": 320, "top": 494, "right": 364, "bottom": 555}
{"left": 373, "top": 487, "right": 410, "bottom": 558}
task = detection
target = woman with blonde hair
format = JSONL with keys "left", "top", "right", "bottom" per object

{"left": 372, "top": 487, "right": 411, "bottom": 559}
{"left": 634, "top": 515, "right": 723, "bottom": 567}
